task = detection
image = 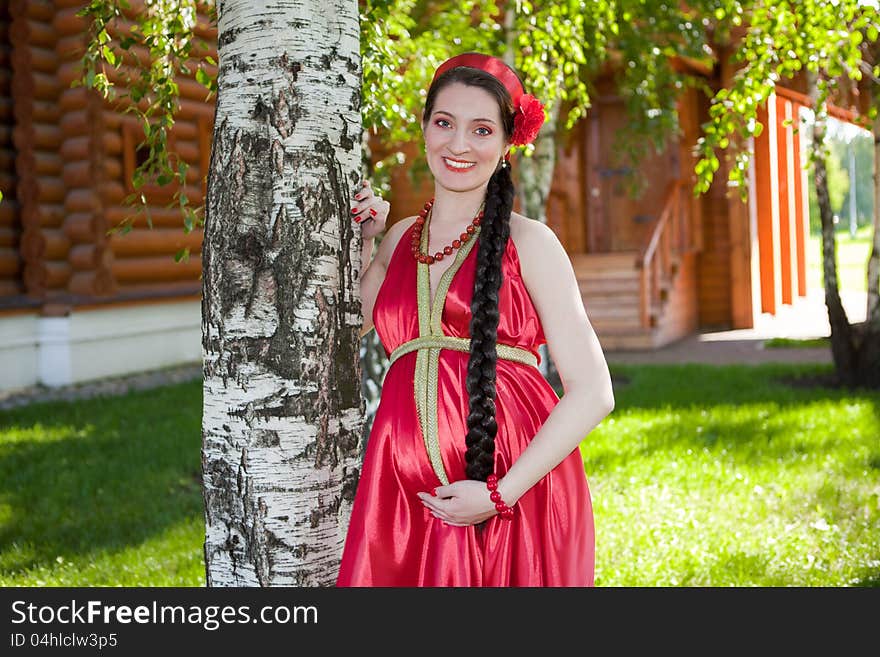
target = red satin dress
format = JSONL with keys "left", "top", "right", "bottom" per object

{"left": 336, "top": 219, "right": 595, "bottom": 587}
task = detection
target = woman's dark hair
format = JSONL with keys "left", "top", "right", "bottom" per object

{"left": 421, "top": 62, "right": 522, "bottom": 481}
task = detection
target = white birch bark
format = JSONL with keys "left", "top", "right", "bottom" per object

{"left": 201, "top": 0, "right": 364, "bottom": 586}
{"left": 517, "top": 102, "right": 562, "bottom": 384}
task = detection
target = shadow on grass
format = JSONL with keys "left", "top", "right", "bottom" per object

{"left": 0, "top": 379, "right": 203, "bottom": 576}
{"left": 606, "top": 362, "right": 880, "bottom": 409}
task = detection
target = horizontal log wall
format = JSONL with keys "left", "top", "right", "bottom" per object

{"left": 694, "top": 68, "right": 734, "bottom": 328}
{"left": 55, "top": 0, "right": 114, "bottom": 300}
{"left": 9, "top": 0, "right": 65, "bottom": 307}
{"left": 0, "top": 1, "right": 216, "bottom": 313}
{"left": 95, "top": 1, "right": 214, "bottom": 298}
{"left": 0, "top": 4, "right": 24, "bottom": 301}
{"left": 696, "top": 173, "right": 733, "bottom": 326}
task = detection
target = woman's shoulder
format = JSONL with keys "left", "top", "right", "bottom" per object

{"left": 508, "top": 211, "right": 569, "bottom": 287}
{"left": 508, "top": 211, "right": 561, "bottom": 261}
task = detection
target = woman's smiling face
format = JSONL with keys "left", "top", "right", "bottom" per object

{"left": 422, "top": 82, "right": 509, "bottom": 193}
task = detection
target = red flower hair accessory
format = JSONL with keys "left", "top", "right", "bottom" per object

{"left": 511, "top": 93, "right": 546, "bottom": 146}
{"left": 431, "top": 52, "right": 546, "bottom": 146}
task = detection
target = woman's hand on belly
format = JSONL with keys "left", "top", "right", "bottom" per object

{"left": 417, "top": 480, "right": 498, "bottom": 526}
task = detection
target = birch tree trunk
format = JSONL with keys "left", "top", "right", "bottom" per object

{"left": 809, "top": 73, "right": 858, "bottom": 387}
{"left": 867, "top": 111, "right": 880, "bottom": 329}
{"left": 201, "top": 0, "right": 364, "bottom": 586}
{"left": 516, "top": 101, "right": 561, "bottom": 226}
{"left": 518, "top": 102, "right": 563, "bottom": 385}
{"left": 856, "top": 105, "right": 880, "bottom": 388}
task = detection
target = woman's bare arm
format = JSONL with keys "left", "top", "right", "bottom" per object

{"left": 497, "top": 218, "right": 615, "bottom": 505}
{"left": 359, "top": 236, "right": 382, "bottom": 339}
{"left": 350, "top": 180, "right": 392, "bottom": 339}
{"left": 357, "top": 217, "right": 416, "bottom": 340}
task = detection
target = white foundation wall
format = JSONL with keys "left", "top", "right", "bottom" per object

{"left": 0, "top": 299, "right": 202, "bottom": 394}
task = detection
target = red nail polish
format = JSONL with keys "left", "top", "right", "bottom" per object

{"left": 351, "top": 208, "right": 358, "bottom": 214}
{"left": 369, "top": 208, "right": 377, "bottom": 216}
{"left": 354, "top": 217, "right": 361, "bottom": 223}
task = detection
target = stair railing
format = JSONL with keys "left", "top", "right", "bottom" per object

{"left": 636, "top": 180, "right": 689, "bottom": 328}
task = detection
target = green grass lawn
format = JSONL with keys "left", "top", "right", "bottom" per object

{"left": 807, "top": 227, "right": 874, "bottom": 294}
{"left": 1, "top": 364, "right": 878, "bottom": 587}
{"left": 764, "top": 336, "right": 830, "bottom": 349}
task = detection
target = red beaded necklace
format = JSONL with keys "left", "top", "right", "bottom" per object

{"left": 411, "top": 197, "right": 484, "bottom": 265}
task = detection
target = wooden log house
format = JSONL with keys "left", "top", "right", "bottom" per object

{"left": 0, "top": 3, "right": 868, "bottom": 394}
{"left": 1, "top": 0, "right": 212, "bottom": 393}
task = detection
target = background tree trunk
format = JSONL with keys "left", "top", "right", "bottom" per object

{"left": 518, "top": 102, "right": 563, "bottom": 385}
{"left": 810, "top": 73, "right": 858, "bottom": 387}
{"left": 502, "top": 12, "right": 562, "bottom": 385}
{"left": 813, "top": 117, "right": 858, "bottom": 386}
{"left": 201, "top": 0, "right": 363, "bottom": 586}
{"left": 869, "top": 112, "right": 880, "bottom": 328}
{"left": 854, "top": 109, "right": 880, "bottom": 389}
{"left": 358, "top": 330, "right": 386, "bottom": 459}
{"left": 357, "top": 129, "right": 387, "bottom": 451}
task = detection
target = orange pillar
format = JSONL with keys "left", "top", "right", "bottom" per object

{"left": 754, "top": 99, "right": 781, "bottom": 315}
{"left": 791, "top": 102, "right": 809, "bottom": 298}
{"left": 775, "top": 94, "right": 794, "bottom": 305}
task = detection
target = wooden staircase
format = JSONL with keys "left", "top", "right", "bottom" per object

{"left": 571, "top": 251, "right": 667, "bottom": 350}
{"left": 570, "top": 181, "right": 698, "bottom": 351}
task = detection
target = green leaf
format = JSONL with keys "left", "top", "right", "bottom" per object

{"left": 102, "top": 45, "right": 116, "bottom": 66}
{"left": 196, "top": 68, "right": 212, "bottom": 86}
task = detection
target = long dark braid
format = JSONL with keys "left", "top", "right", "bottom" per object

{"left": 420, "top": 62, "right": 521, "bottom": 482}
{"left": 464, "top": 163, "right": 514, "bottom": 481}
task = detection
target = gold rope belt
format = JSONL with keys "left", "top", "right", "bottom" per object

{"left": 385, "top": 334, "right": 539, "bottom": 485}
{"left": 388, "top": 334, "right": 538, "bottom": 369}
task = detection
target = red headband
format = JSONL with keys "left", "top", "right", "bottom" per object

{"left": 431, "top": 53, "right": 546, "bottom": 147}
